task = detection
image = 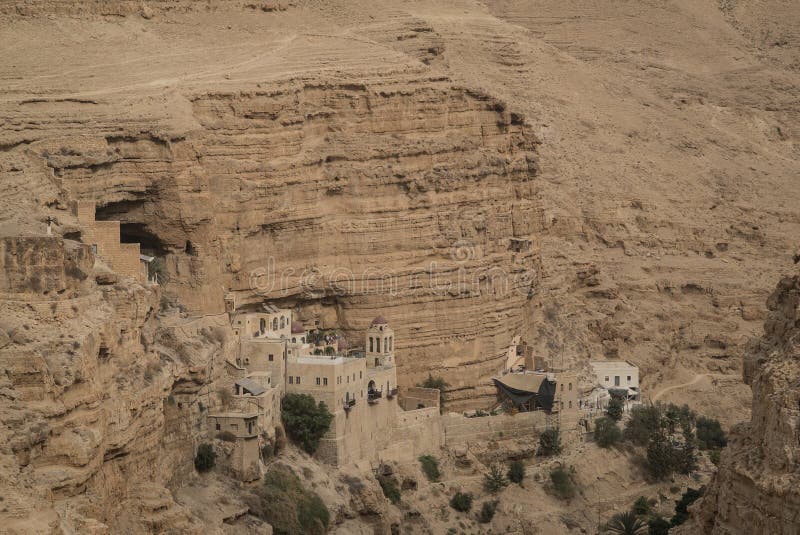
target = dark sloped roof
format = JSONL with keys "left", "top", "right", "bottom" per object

{"left": 371, "top": 315, "right": 388, "bottom": 326}
{"left": 235, "top": 378, "right": 266, "bottom": 396}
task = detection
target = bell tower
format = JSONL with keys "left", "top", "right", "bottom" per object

{"left": 365, "top": 315, "right": 394, "bottom": 368}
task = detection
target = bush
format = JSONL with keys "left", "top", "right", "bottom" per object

{"left": 645, "top": 434, "right": 696, "bottom": 480}
{"left": 632, "top": 496, "right": 651, "bottom": 516}
{"left": 194, "top": 443, "right": 215, "bottom": 472}
{"left": 695, "top": 416, "right": 727, "bottom": 450}
{"left": 419, "top": 455, "right": 441, "bottom": 482}
{"left": 477, "top": 500, "right": 498, "bottom": 523}
{"left": 548, "top": 466, "right": 575, "bottom": 500}
{"left": 594, "top": 417, "right": 622, "bottom": 448}
{"left": 648, "top": 515, "right": 671, "bottom": 535}
{"left": 507, "top": 460, "right": 525, "bottom": 485}
{"left": 281, "top": 393, "right": 334, "bottom": 454}
{"left": 670, "top": 487, "right": 703, "bottom": 527}
{"left": 624, "top": 405, "right": 662, "bottom": 446}
{"left": 377, "top": 475, "right": 401, "bottom": 504}
{"left": 449, "top": 492, "right": 473, "bottom": 512}
{"left": 418, "top": 374, "right": 448, "bottom": 410}
{"left": 324, "top": 346, "right": 335, "bottom": 355}
{"left": 539, "top": 428, "right": 562, "bottom": 456}
{"left": 484, "top": 464, "right": 509, "bottom": 494}
{"left": 603, "top": 511, "right": 647, "bottom": 534}
{"left": 606, "top": 398, "right": 624, "bottom": 422}
{"left": 708, "top": 448, "right": 721, "bottom": 466}
{"left": 249, "top": 465, "right": 330, "bottom": 535}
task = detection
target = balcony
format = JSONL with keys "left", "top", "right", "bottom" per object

{"left": 344, "top": 398, "right": 356, "bottom": 411}
{"left": 387, "top": 387, "right": 398, "bottom": 399}
{"left": 367, "top": 390, "right": 383, "bottom": 404}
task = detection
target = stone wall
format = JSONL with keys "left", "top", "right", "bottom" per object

{"left": 0, "top": 236, "right": 91, "bottom": 295}
{"left": 442, "top": 411, "right": 548, "bottom": 446}
{"left": 382, "top": 407, "right": 443, "bottom": 464}
{"left": 401, "top": 387, "right": 441, "bottom": 411}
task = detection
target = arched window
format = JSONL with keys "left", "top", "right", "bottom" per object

{"left": 272, "top": 318, "right": 278, "bottom": 331}
{"left": 389, "top": 336, "right": 393, "bottom": 350}
{"left": 292, "top": 337, "right": 296, "bottom": 343}
{"left": 384, "top": 338, "right": 388, "bottom": 352}
{"left": 376, "top": 338, "right": 381, "bottom": 353}
{"left": 280, "top": 316, "right": 285, "bottom": 329}
{"left": 369, "top": 337, "right": 373, "bottom": 352}
{"left": 301, "top": 336, "right": 305, "bottom": 343}
{"left": 368, "top": 380, "right": 376, "bottom": 393}
{"left": 260, "top": 318, "right": 266, "bottom": 332}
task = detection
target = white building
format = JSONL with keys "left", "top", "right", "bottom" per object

{"left": 589, "top": 360, "right": 639, "bottom": 400}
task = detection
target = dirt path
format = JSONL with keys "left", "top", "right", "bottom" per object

{"left": 651, "top": 373, "right": 713, "bottom": 402}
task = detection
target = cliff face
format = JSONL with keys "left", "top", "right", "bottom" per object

{"left": 691, "top": 274, "right": 800, "bottom": 533}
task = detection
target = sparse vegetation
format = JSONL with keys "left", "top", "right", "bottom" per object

{"left": 645, "top": 433, "right": 696, "bottom": 480}
{"left": 248, "top": 465, "right": 330, "bottom": 535}
{"left": 507, "top": 460, "right": 525, "bottom": 485}
{"left": 449, "top": 491, "right": 473, "bottom": 512}
{"left": 606, "top": 398, "right": 624, "bottom": 421}
{"left": 632, "top": 496, "right": 651, "bottom": 516}
{"left": 194, "top": 443, "right": 215, "bottom": 472}
{"left": 539, "top": 427, "right": 562, "bottom": 456}
{"left": 647, "top": 515, "right": 671, "bottom": 535}
{"left": 418, "top": 373, "right": 448, "bottom": 411}
{"left": 594, "top": 417, "right": 622, "bottom": 448}
{"left": 377, "top": 474, "right": 401, "bottom": 504}
{"left": 603, "top": 511, "right": 647, "bottom": 534}
{"left": 477, "top": 500, "right": 498, "bottom": 523}
{"left": 695, "top": 416, "right": 727, "bottom": 450}
{"left": 483, "top": 464, "right": 509, "bottom": 493}
{"left": 280, "top": 393, "right": 333, "bottom": 454}
{"left": 547, "top": 466, "right": 576, "bottom": 500}
{"left": 419, "top": 454, "right": 441, "bottom": 482}
{"left": 670, "top": 487, "right": 703, "bottom": 527}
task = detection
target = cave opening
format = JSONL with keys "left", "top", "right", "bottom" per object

{"left": 119, "top": 223, "right": 169, "bottom": 257}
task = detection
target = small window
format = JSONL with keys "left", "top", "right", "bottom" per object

{"left": 296, "top": 376, "right": 300, "bottom": 384}
{"left": 316, "top": 377, "right": 321, "bottom": 386}
{"left": 244, "top": 357, "right": 250, "bottom": 365}
{"left": 360, "top": 371, "right": 362, "bottom": 379}
{"left": 560, "top": 384, "right": 564, "bottom": 392}
{"left": 323, "top": 377, "right": 328, "bottom": 386}
{"left": 568, "top": 401, "right": 572, "bottom": 408}
{"left": 268, "top": 354, "right": 274, "bottom": 362}
{"left": 215, "top": 423, "right": 220, "bottom": 431}
{"left": 604, "top": 376, "right": 609, "bottom": 382}
{"left": 289, "top": 376, "right": 293, "bottom": 384}
{"left": 347, "top": 375, "right": 349, "bottom": 384}
{"left": 627, "top": 375, "right": 631, "bottom": 382}
{"left": 91, "top": 244, "right": 98, "bottom": 254}
{"left": 569, "top": 383, "right": 572, "bottom": 391}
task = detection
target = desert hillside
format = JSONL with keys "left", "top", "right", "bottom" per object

{"left": 0, "top": 0, "right": 798, "bottom": 533}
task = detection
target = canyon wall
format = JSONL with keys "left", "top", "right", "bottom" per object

{"left": 687, "top": 274, "right": 800, "bottom": 533}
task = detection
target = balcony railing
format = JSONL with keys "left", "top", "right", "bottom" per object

{"left": 387, "top": 387, "right": 398, "bottom": 399}
{"left": 344, "top": 398, "right": 356, "bottom": 411}
{"left": 367, "top": 390, "right": 383, "bottom": 404}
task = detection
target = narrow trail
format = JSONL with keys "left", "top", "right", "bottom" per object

{"left": 651, "top": 373, "right": 727, "bottom": 402}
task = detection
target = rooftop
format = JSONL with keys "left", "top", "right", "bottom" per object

{"left": 209, "top": 412, "right": 259, "bottom": 419}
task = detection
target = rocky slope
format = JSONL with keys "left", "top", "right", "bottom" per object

{"left": 685, "top": 272, "right": 800, "bottom": 534}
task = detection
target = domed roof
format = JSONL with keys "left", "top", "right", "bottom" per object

{"left": 291, "top": 321, "right": 305, "bottom": 334}
{"left": 370, "top": 315, "right": 388, "bottom": 326}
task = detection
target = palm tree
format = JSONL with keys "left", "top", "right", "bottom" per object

{"left": 603, "top": 511, "right": 648, "bottom": 535}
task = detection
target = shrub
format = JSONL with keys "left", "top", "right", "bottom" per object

{"left": 670, "top": 487, "right": 703, "bottom": 527}
{"left": 664, "top": 403, "right": 695, "bottom": 435}
{"left": 281, "top": 393, "right": 334, "bottom": 454}
{"left": 449, "top": 492, "right": 473, "bottom": 512}
{"left": 539, "top": 428, "right": 562, "bottom": 456}
{"left": 484, "top": 464, "right": 509, "bottom": 494}
{"left": 324, "top": 346, "right": 335, "bottom": 355}
{"left": 418, "top": 374, "right": 448, "bottom": 410}
{"left": 507, "top": 460, "right": 525, "bottom": 485}
{"left": 377, "top": 475, "right": 401, "bottom": 504}
{"left": 477, "top": 500, "right": 498, "bottom": 523}
{"left": 606, "top": 398, "right": 624, "bottom": 422}
{"left": 548, "top": 466, "right": 575, "bottom": 500}
{"left": 594, "top": 417, "right": 622, "bottom": 448}
{"left": 695, "top": 416, "right": 727, "bottom": 450}
{"left": 708, "top": 448, "right": 721, "bottom": 466}
{"left": 645, "top": 435, "right": 696, "bottom": 480}
{"left": 194, "top": 443, "right": 215, "bottom": 472}
{"left": 624, "top": 405, "right": 662, "bottom": 446}
{"left": 632, "top": 496, "right": 650, "bottom": 516}
{"left": 648, "top": 515, "right": 671, "bottom": 535}
{"left": 603, "top": 511, "right": 647, "bottom": 534}
{"left": 419, "top": 455, "right": 441, "bottom": 482}
{"left": 249, "top": 465, "right": 330, "bottom": 535}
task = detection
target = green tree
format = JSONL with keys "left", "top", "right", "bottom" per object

{"left": 632, "top": 496, "right": 651, "bottom": 516}
{"left": 539, "top": 428, "right": 562, "bottom": 456}
{"left": 194, "top": 443, "right": 215, "bottom": 472}
{"left": 449, "top": 492, "right": 473, "bottom": 512}
{"left": 594, "top": 417, "right": 622, "bottom": 448}
{"left": 695, "top": 416, "right": 727, "bottom": 450}
{"left": 484, "top": 464, "right": 509, "bottom": 494}
{"left": 507, "top": 460, "right": 525, "bottom": 485}
{"left": 624, "top": 405, "right": 662, "bottom": 446}
{"left": 548, "top": 466, "right": 576, "bottom": 500}
{"left": 281, "top": 393, "right": 334, "bottom": 454}
{"left": 477, "top": 500, "right": 498, "bottom": 523}
{"left": 603, "top": 511, "right": 648, "bottom": 535}
{"left": 606, "top": 398, "right": 624, "bottom": 421}
{"left": 648, "top": 515, "right": 670, "bottom": 535}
